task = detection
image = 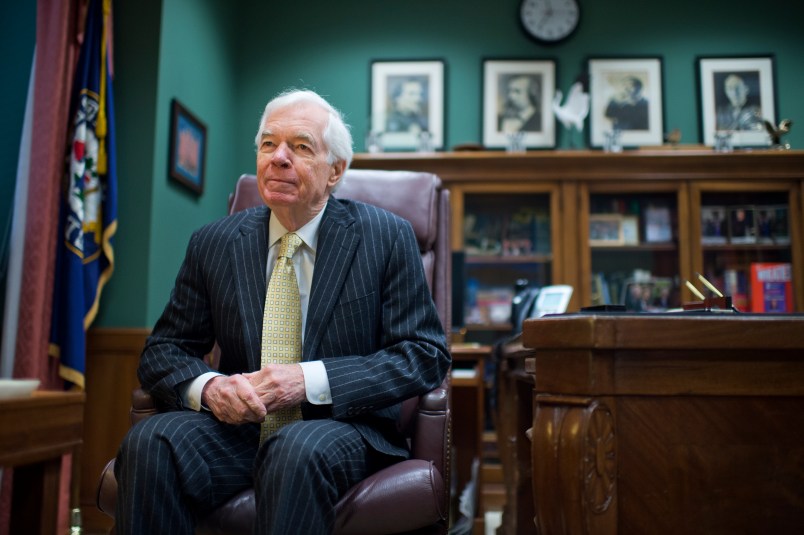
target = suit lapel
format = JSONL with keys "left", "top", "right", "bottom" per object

{"left": 230, "top": 206, "right": 270, "bottom": 370}
{"left": 304, "top": 199, "right": 359, "bottom": 359}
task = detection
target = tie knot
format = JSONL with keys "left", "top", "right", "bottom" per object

{"left": 278, "top": 233, "right": 302, "bottom": 260}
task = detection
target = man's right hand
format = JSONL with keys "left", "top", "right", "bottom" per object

{"left": 202, "top": 375, "right": 267, "bottom": 424}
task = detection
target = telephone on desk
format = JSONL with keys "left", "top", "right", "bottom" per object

{"left": 511, "top": 284, "right": 573, "bottom": 332}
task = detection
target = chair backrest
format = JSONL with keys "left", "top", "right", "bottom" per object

{"left": 229, "top": 171, "right": 452, "bottom": 449}
{"left": 229, "top": 171, "right": 452, "bottom": 336}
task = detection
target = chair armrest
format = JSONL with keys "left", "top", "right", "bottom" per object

{"left": 96, "top": 459, "right": 118, "bottom": 517}
{"left": 420, "top": 377, "right": 449, "bottom": 411}
{"left": 410, "top": 375, "right": 451, "bottom": 522}
{"left": 412, "top": 376, "right": 450, "bottom": 458}
{"left": 130, "top": 388, "right": 158, "bottom": 426}
{"left": 333, "top": 459, "right": 445, "bottom": 534}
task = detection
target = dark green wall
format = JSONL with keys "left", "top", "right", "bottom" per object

{"left": 233, "top": 0, "right": 804, "bottom": 168}
{"left": 5, "top": 0, "right": 804, "bottom": 329}
{"left": 0, "top": 2, "right": 35, "bottom": 203}
{"left": 0, "top": 2, "right": 36, "bottom": 313}
{"left": 95, "top": 0, "right": 241, "bottom": 326}
{"left": 95, "top": 0, "right": 162, "bottom": 327}
{"left": 142, "top": 0, "right": 240, "bottom": 323}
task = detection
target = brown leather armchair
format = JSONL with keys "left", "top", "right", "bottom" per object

{"left": 96, "top": 169, "right": 453, "bottom": 534}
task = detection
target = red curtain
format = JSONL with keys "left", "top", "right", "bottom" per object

{"left": 0, "top": 1, "right": 84, "bottom": 533}
{"left": 13, "top": 0, "right": 84, "bottom": 386}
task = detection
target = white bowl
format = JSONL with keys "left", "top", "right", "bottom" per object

{"left": 0, "top": 378, "right": 40, "bottom": 400}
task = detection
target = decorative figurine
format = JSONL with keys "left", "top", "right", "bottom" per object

{"left": 552, "top": 81, "right": 590, "bottom": 148}
{"left": 763, "top": 118, "right": 793, "bottom": 149}
{"left": 664, "top": 128, "right": 682, "bottom": 146}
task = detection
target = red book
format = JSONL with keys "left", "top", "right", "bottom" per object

{"left": 750, "top": 263, "right": 793, "bottom": 313}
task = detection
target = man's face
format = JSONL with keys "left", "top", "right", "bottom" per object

{"left": 396, "top": 81, "right": 423, "bottom": 113}
{"left": 506, "top": 77, "right": 531, "bottom": 110}
{"left": 255, "top": 102, "right": 343, "bottom": 217}
{"left": 724, "top": 76, "right": 748, "bottom": 107}
{"left": 624, "top": 79, "right": 639, "bottom": 99}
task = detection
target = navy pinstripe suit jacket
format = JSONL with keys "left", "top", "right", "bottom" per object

{"left": 137, "top": 195, "right": 451, "bottom": 458}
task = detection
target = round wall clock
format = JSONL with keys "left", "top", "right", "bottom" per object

{"left": 520, "top": 0, "right": 581, "bottom": 44}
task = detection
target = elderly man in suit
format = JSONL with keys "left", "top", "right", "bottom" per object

{"left": 114, "top": 89, "right": 450, "bottom": 534}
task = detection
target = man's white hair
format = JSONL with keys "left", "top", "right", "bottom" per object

{"left": 254, "top": 89, "right": 354, "bottom": 169}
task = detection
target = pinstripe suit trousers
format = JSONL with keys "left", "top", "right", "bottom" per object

{"left": 115, "top": 411, "right": 379, "bottom": 534}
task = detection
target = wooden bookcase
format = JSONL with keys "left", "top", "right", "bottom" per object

{"left": 351, "top": 149, "right": 804, "bottom": 342}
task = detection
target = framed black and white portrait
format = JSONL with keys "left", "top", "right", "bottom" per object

{"left": 482, "top": 59, "right": 556, "bottom": 149}
{"left": 370, "top": 60, "right": 445, "bottom": 151}
{"left": 697, "top": 55, "right": 776, "bottom": 148}
{"left": 588, "top": 57, "right": 664, "bottom": 149}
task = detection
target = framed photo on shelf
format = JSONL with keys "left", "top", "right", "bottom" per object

{"left": 728, "top": 206, "right": 757, "bottom": 244}
{"left": 755, "top": 205, "right": 777, "bottom": 244}
{"left": 370, "top": 59, "right": 445, "bottom": 151}
{"left": 697, "top": 55, "right": 775, "bottom": 148}
{"left": 643, "top": 205, "right": 672, "bottom": 243}
{"left": 482, "top": 58, "right": 556, "bottom": 149}
{"left": 621, "top": 216, "right": 640, "bottom": 245}
{"left": 589, "top": 214, "right": 624, "bottom": 246}
{"left": 169, "top": 99, "right": 207, "bottom": 195}
{"left": 588, "top": 57, "right": 664, "bottom": 149}
{"left": 769, "top": 205, "right": 790, "bottom": 245}
{"left": 621, "top": 276, "right": 676, "bottom": 312}
{"left": 701, "top": 205, "right": 728, "bottom": 244}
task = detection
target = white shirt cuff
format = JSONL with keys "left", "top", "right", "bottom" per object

{"left": 298, "top": 361, "right": 332, "bottom": 405}
{"left": 183, "top": 371, "right": 223, "bottom": 411}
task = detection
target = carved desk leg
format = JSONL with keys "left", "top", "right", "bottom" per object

{"left": 532, "top": 395, "right": 617, "bottom": 535}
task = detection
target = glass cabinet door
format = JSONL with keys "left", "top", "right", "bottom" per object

{"left": 584, "top": 188, "right": 684, "bottom": 311}
{"left": 458, "top": 189, "right": 556, "bottom": 344}
{"left": 694, "top": 187, "right": 795, "bottom": 312}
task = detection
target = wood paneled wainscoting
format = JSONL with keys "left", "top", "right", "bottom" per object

{"left": 80, "top": 327, "right": 149, "bottom": 535}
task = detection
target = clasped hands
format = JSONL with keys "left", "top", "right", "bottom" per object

{"left": 201, "top": 364, "right": 306, "bottom": 425}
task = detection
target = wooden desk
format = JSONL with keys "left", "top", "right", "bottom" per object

{"left": 499, "top": 313, "right": 804, "bottom": 534}
{"left": 495, "top": 335, "right": 536, "bottom": 535}
{"left": 0, "top": 391, "right": 85, "bottom": 535}
{"left": 451, "top": 343, "right": 490, "bottom": 530}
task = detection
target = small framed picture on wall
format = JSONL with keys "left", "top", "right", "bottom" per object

{"left": 697, "top": 55, "right": 776, "bottom": 148}
{"left": 482, "top": 58, "right": 556, "bottom": 149}
{"left": 588, "top": 57, "right": 664, "bottom": 149}
{"left": 370, "top": 59, "right": 445, "bottom": 151}
{"left": 169, "top": 99, "right": 207, "bottom": 195}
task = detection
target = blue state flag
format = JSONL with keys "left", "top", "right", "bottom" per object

{"left": 49, "top": 0, "right": 117, "bottom": 389}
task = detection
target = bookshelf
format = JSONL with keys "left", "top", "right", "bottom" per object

{"left": 351, "top": 149, "right": 804, "bottom": 343}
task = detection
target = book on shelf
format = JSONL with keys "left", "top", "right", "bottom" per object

{"left": 590, "top": 273, "right": 612, "bottom": 306}
{"left": 723, "top": 268, "right": 749, "bottom": 311}
{"left": 750, "top": 263, "right": 793, "bottom": 313}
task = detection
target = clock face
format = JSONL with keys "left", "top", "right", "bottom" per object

{"left": 520, "top": 0, "right": 580, "bottom": 43}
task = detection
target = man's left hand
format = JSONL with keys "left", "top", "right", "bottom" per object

{"left": 243, "top": 364, "right": 307, "bottom": 412}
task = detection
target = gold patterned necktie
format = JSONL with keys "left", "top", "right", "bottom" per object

{"left": 259, "top": 232, "right": 303, "bottom": 444}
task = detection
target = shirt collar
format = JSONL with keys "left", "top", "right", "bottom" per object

{"left": 268, "top": 209, "right": 324, "bottom": 253}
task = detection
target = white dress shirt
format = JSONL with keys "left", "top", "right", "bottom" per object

{"left": 182, "top": 209, "right": 332, "bottom": 411}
